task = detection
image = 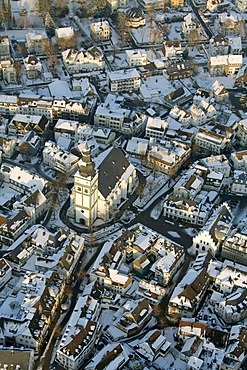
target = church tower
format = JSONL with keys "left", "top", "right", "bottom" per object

{"left": 73, "top": 142, "right": 98, "bottom": 226}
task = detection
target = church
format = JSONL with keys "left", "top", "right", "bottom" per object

{"left": 70, "top": 143, "right": 137, "bottom": 226}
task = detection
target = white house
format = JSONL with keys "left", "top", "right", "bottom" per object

{"left": 237, "top": 119, "right": 247, "bottom": 146}
{"left": 55, "top": 26, "right": 75, "bottom": 40}
{"left": 191, "top": 203, "right": 232, "bottom": 256}
{"left": 62, "top": 47, "right": 105, "bottom": 73}
{"left": 211, "top": 80, "right": 229, "bottom": 102}
{"left": 26, "top": 31, "right": 48, "bottom": 55}
{"left": 43, "top": 141, "right": 79, "bottom": 174}
{"left": 194, "top": 128, "right": 230, "bottom": 154}
{"left": 54, "top": 119, "right": 79, "bottom": 143}
{"left": 24, "top": 55, "right": 42, "bottom": 79}
{"left": 107, "top": 68, "right": 141, "bottom": 92}
{"left": 125, "top": 49, "right": 147, "bottom": 67}
{"left": 0, "top": 35, "right": 10, "bottom": 57}
{"left": 209, "top": 55, "right": 243, "bottom": 76}
{"left": 231, "top": 150, "right": 247, "bottom": 170}
{"left": 231, "top": 170, "right": 247, "bottom": 195}
{"left": 0, "top": 258, "right": 12, "bottom": 289}
{"left": 90, "top": 21, "right": 111, "bottom": 41}
{"left": 200, "top": 154, "right": 231, "bottom": 177}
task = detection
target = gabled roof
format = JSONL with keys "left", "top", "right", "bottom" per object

{"left": 98, "top": 147, "right": 131, "bottom": 198}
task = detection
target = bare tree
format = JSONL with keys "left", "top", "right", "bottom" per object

{"left": 117, "top": 12, "right": 129, "bottom": 45}
{"left": 19, "top": 141, "right": 32, "bottom": 160}
{"left": 35, "top": 0, "right": 51, "bottom": 18}
{"left": 13, "top": 60, "right": 21, "bottom": 83}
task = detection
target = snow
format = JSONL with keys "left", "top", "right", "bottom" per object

{"left": 133, "top": 172, "right": 172, "bottom": 211}
{"left": 166, "top": 231, "right": 181, "bottom": 239}
{"left": 195, "top": 69, "right": 235, "bottom": 89}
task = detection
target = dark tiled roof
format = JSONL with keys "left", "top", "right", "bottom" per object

{"left": 96, "top": 343, "right": 123, "bottom": 370}
{"left": 98, "top": 147, "right": 130, "bottom": 198}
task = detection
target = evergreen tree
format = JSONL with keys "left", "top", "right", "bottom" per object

{"left": 45, "top": 12, "right": 55, "bottom": 37}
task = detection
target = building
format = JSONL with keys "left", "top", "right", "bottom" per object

{"left": 106, "top": 0, "right": 126, "bottom": 12}
{"left": 167, "top": 61, "right": 191, "bottom": 80}
{"left": 209, "top": 34, "right": 229, "bottom": 56}
{"left": 24, "top": 55, "right": 42, "bottom": 79}
{"left": 162, "top": 40, "right": 182, "bottom": 58}
{"left": 0, "top": 94, "right": 93, "bottom": 123}
{"left": 235, "top": 0, "right": 247, "bottom": 11}
{"left": 62, "top": 47, "right": 105, "bottom": 73}
{"left": 170, "top": 0, "right": 184, "bottom": 7}
{"left": 200, "top": 154, "right": 231, "bottom": 177}
{"left": 153, "top": 243, "right": 185, "bottom": 286}
{"left": 221, "top": 326, "right": 247, "bottom": 370}
{"left": 90, "top": 20, "right": 111, "bottom": 41}
{"left": 125, "top": 7, "right": 146, "bottom": 27}
{"left": 134, "top": 329, "right": 171, "bottom": 362}
{"left": 209, "top": 55, "right": 242, "bottom": 76}
{"left": 43, "top": 141, "right": 79, "bottom": 174}
{"left": 136, "top": 280, "right": 166, "bottom": 305}
{"left": 125, "top": 49, "right": 148, "bottom": 67}
{"left": 107, "top": 68, "right": 141, "bottom": 92}
{"left": 206, "top": 0, "right": 231, "bottom": 12}
{"left": 215, "top": 12, "right": 245, "bottom": 37}
{"left": 114, "top": 298, "right": 153, "bottom": 337}
{"left": 1, "top": 164, "right": 49, "bottom": 195}
{"left": 231, "top": 150, "right": 247, "bottom": 170}
{"left": 168, "top": 268, "right": 210, "bottom": 320}
{"left": 215, "top": 289, "right": 247, "bottom": 324}
{"left": 71, "top": 145, "right": 137, "bottom": 226}
{"left": 55, "top": 27, "right": 75, "bottom": 48}
{"left": 147, "top": 140, "right": 191, "bottom": 177}
{"left": 0, "top": 135, "right": 17, "bottom": 158}
{"left": 163, "top": 167, "right": 219, "bottom": 227}
{"left": 236, "top": 119, "right": 247, "bottom": 146}
{"left": 94, "top": 94, "right": 146, "bottom": 135}
{"left": 211, "top": 80, "right": 229, "bottom": 102}
{"left": 191, "top": 203, "right": 232, "bottom": 256}
{"left": 0, "top": 348, "right": 34, "bottom": 370}
{"left": 8, "top": 114, "right": 49, "bottom": 137}
{"left": 228, "top": 36, "right": 242, "bottom": 55}
{"left": 0, "top": 57, "right": 17, "bottom": 84}
{"left": 194, "top": 128, "right": 230, "bottom": 154}
{"left": 57, "top": 296, "right": 99, "bottom": 369}
{"left": 26, "top": 31, "right": 49, "bottom": 55}
{"left": 54, "top": 118, "right": 79, "bottom": 143}
{"left": 85, "top": 343, "right": 129, "bottom": 370}
{"left": 138, "top": 0, "right": 164, "bottom": 10}
{"left": 0, "top": 35, "right": 10, "bottom": 57}
{"left": 182, "top": 13, "right": 200, "bottom": 36}
{"left": 222, "top": 231, "right": 247, "bottom": 266}
{"left": 145, "top": 116, "right": 168, "bottom": 140}
{"left": 231, "top": 170, "right": 247, "bottom": 195}
{"left": 0, "top": 258, "right": 12, "bottom": 289}
{"left": 163, "top": 194, "right": 212, "bottom": 227}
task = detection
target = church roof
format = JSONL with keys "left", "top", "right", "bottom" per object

{"left": 98, "top": 147, "right": 130, "bottom": 198}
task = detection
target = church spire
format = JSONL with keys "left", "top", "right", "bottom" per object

{"left": 79, "top": 141, "right": 95, "bottom": 177}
